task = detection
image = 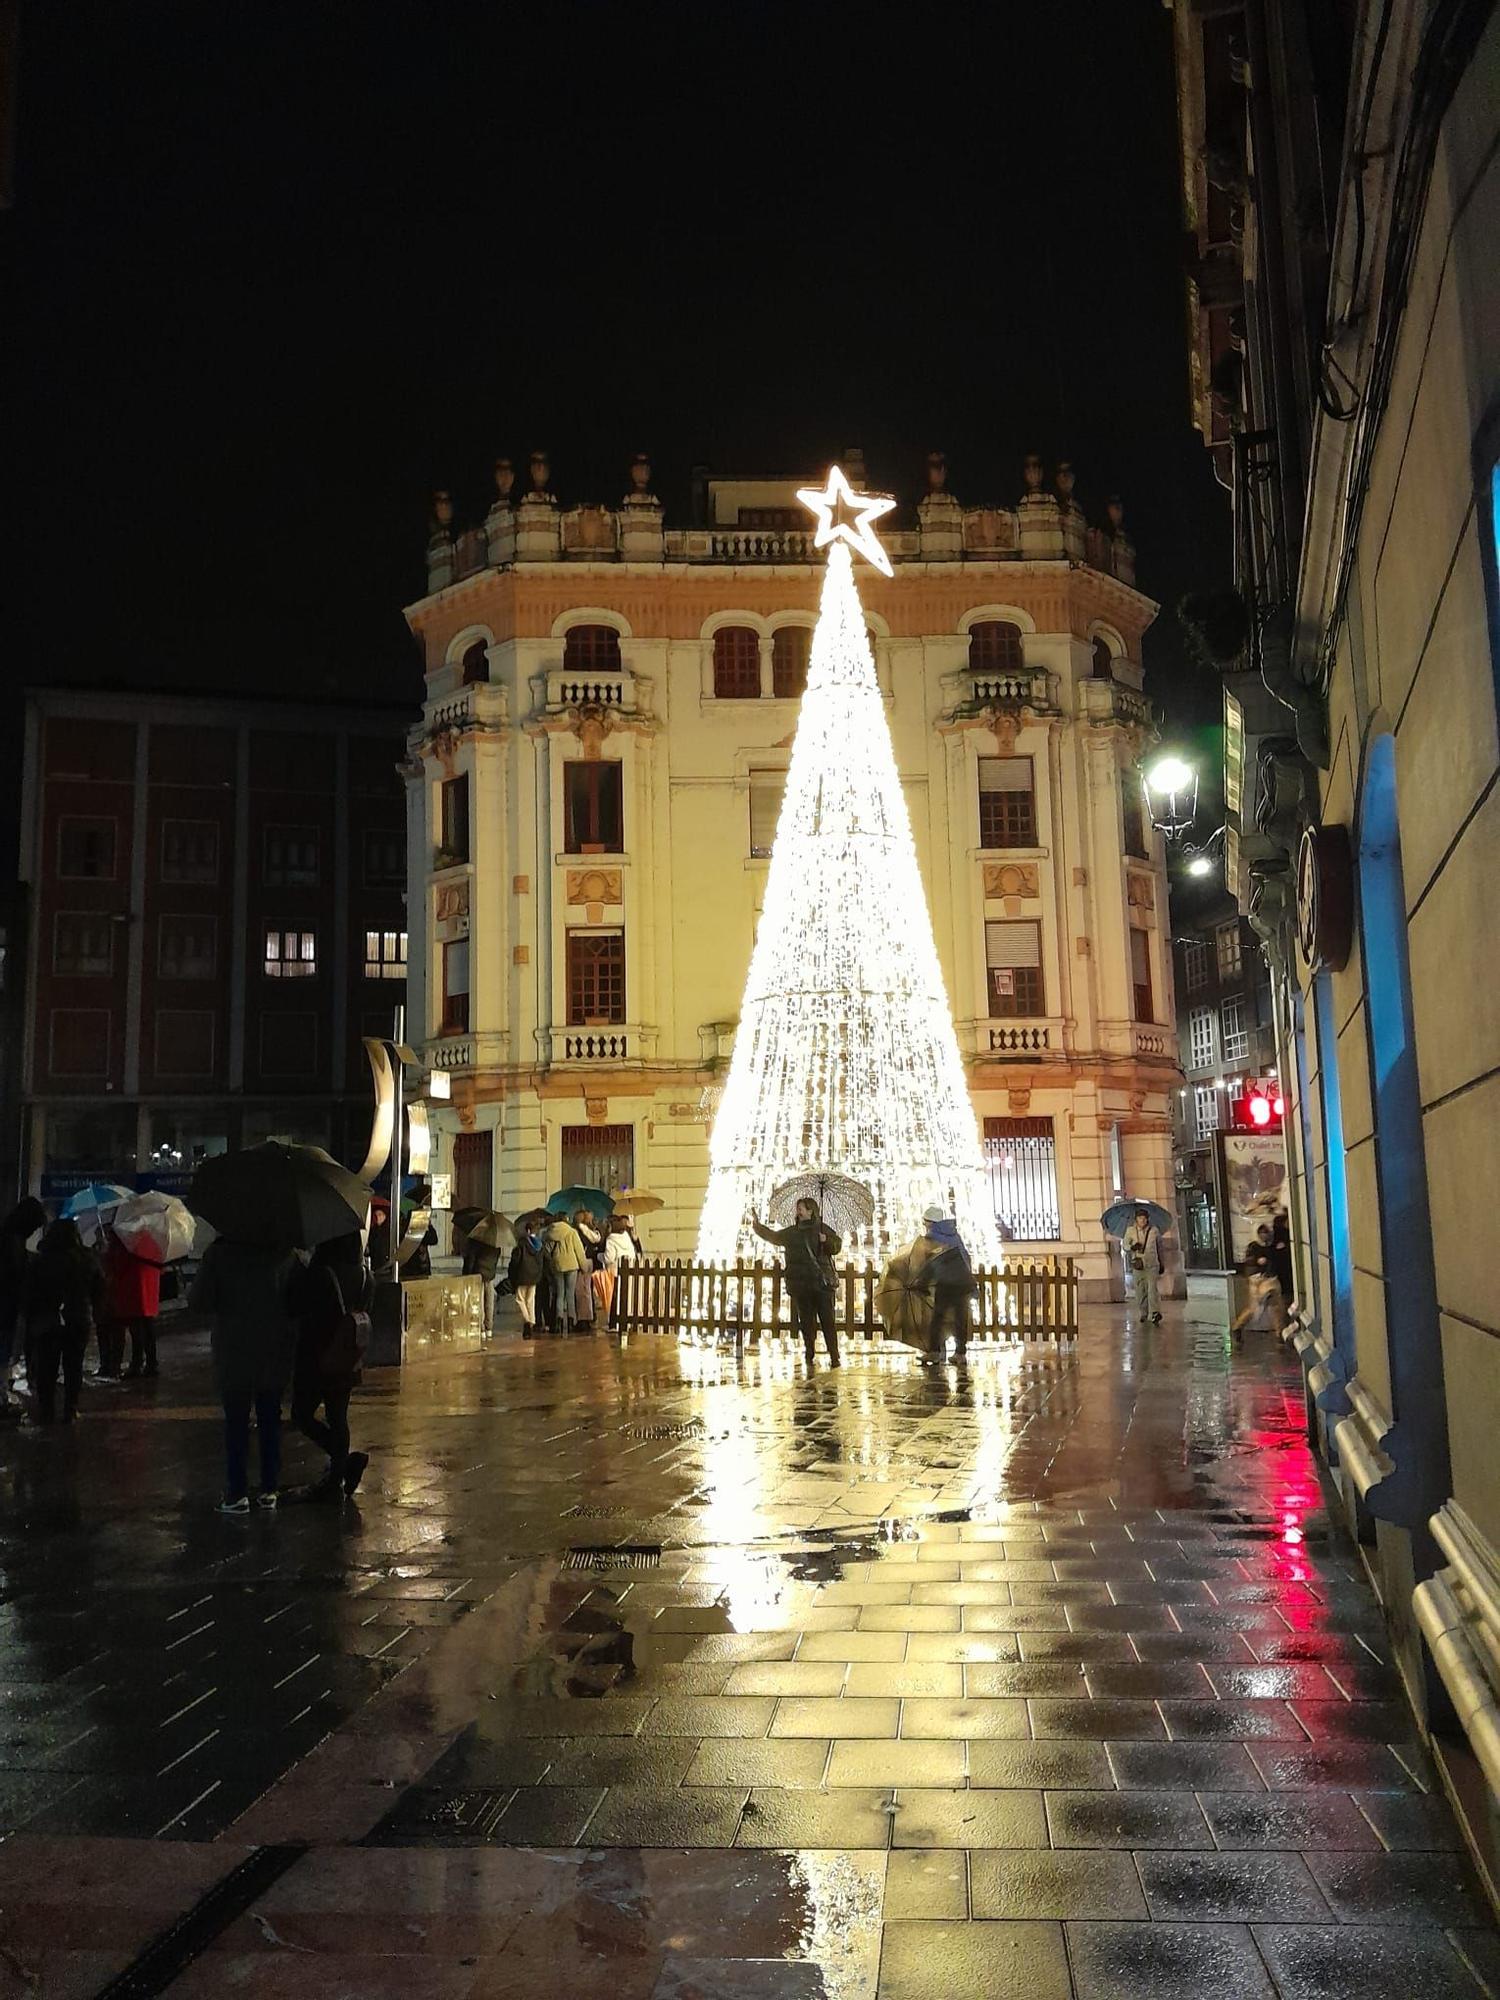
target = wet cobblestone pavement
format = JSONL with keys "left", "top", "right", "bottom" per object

{"left": 0, "top": 1308, "right": 1496, "bottom": 1996}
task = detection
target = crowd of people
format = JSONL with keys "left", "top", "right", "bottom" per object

{"left": 490, "top": 1208, "right": 642, "bottom": 1338}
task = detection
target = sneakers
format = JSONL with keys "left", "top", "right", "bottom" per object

{"left": 343, "top": 1451, "right": 369, "bottom": 1497}
{"left": 217, "top": 1494, "right": 251, "bottom": 1515}
{"left": 255, "top": 1490, "right": 279, "bottom": 1511}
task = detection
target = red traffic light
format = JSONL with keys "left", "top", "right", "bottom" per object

{"left": 1234, "top": 1083, "right": 1284, "bottom": 1132}
{"left": 1248, "top": 1092, "right": 1273, "bottom": 1127}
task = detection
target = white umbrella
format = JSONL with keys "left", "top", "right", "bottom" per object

{"left": 112, "top": 1191, "right": 197, "bottom": 1265}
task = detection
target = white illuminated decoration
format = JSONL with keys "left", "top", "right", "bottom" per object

{"left": 696, "top": 469, "right": 1002, "bottom": 1269}
{"left": 795, "top": 465, "right": 897, "bottom": 577}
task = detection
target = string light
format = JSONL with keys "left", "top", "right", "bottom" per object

{"left": 696, "top": 476, "right": 1001, "bottom": 1270}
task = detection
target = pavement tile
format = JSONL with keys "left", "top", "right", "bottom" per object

{"left": 1289, "top": 1699, "right": 1421, "bottom": 1742}
{"left": 1251, "top": 1924, "right": 1492, "bottom": 1998}
{"left": 898, "top": 1697, "right": 1029, "bottom": 1739}
{"left": 827, "top": 1740, "right": 965, "bottom": 1789}
{"left": 795, "top": 1630, "right": 907, "bottom": 1662}
{"left": 582, "top": 1784, "right": 749, "bottom": 1847}
{"left": 1159, "top": 1699, "right": 1309, "bottom": 1740}
{"left": 1202, "top": 1664, "right": 1342, "bottom": 1701}
{"left": 847, "top": 1663, "right": 962, "bottom": 1697}
{"left": 1305, "top": 1849, "right": 1495, "bottom": 1927}
{"left": 652, "top": 1960, "right": 828, "bottom": 1999}
{"left": 904, "top": 1633, "right": 1020, "bottom": 1663}
{"left": 1246, "top": 1743, "right": 1427, "bottom": 1790}
{"left": 883, "top": 1848, "right": 968, "bottom": 1919}
{"left": 1197, "top": 1788, "right": 1381, "bottom": 1849}
{"left": 645, "top": 1697, "right": 775, "bottom": 1738}
{"left": 681, "top": 1738, "right": 829, "bottom": 1788}
{"left": 1082, "top": 1663, "right": 1213, "bottom": 1700}
{"left": 532, "top": 1738, "right": 701, "bottom": 1788}
{"left": 1029, "top": 1699, "right": 1166, "bottom": 1741}
{"left": 772, "top": 1697, "right": 898, "bottom": 1739}
{"left": 1065, "top": 1920, "right": 1276, "bottom": 1998}
{"left": 736, "top": 1785, "right": 892, "bottom": 1848}
{"left": 967, "top": 1740, "right": 1114, "bottom": 1789}
{"left": 1351, "top": 1789, "right": 1463, "bottom": 1849}
{"left": 1135, "top": 1849, "right": 1330, "bottom": 1921}
{"left": 966, "top": 1662, "right": 1087, "bottom": 1697}
{"left": 1046, "top": 1789, "right": 1213, "bottom": 1849}
{"left": 858, "top": 1606, "right": 960, "bottom": 1632}
{"left": 876, "top": 1919, "right": 1070, "bottom": 1999}
{"left": 720, "top": 1662, "right": 848, "bottom": 1696}
{"left": 891, "top": 1788, "right": 1046, "bottom": 1849}
{"left": 969, "top": 1847, "right": 1148, "bottom": 1920}
{"left": 487, "top": 1786, "right": 606, "bottom": 1845}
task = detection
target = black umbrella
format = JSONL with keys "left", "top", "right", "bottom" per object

{"left": 187, "top": 1143, "right": 370, "bottom": 1249}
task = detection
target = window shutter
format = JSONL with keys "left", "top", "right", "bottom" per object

{"left": 749, "top": 772, "right": 785, "bottom": 855}
{"left": 985, "top": 921, "right": 1041, "bottom": 969}
{"left": 978, "top": 757, "right": 1031, "bottom": 794}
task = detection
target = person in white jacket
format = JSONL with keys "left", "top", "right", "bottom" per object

{"left": 601, "top": 1215, "right": 638, "bottom": 1331}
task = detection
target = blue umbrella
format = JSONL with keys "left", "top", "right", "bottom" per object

{"left": 1101, "top": 1197, "right": 1173, "bottom": 1238}
{"left": 61, "top": 1181, "right": 134, "bottom": 1219}
{"left": 546, "top": 1185, "right": 611, "bottom": 1222}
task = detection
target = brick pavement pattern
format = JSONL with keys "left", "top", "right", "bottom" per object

{"left": 0, "top": 1306, "right": 1495, "bottom": 1996}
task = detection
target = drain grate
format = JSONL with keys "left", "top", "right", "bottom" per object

{"left": 370, "top": 1787, "right": 511, "bottom": 1844}
{"left": 564, "top": 1504, "right": 632, "bottom": 1519}
{"left": 625, "top": 1421, "right": 705, "bottom": 1441}
{"left": 562, "top": 1544, "right": 662, "bottom": 1571}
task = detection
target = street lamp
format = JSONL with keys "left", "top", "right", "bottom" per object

{"left": 1145, "top": 754, "right": 1199, "bottom": 840}
{"left": 1180, "top": 822, "right": 1226, "bottom": 878}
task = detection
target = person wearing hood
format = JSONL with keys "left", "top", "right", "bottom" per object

{"left": 601, "top": 1214, "right": 637, "bottom": 1331}
{"left": 507, "top": 1219, "right": 544, "bottom": 1336}
{"left": 912, "top": 1204, "right": 977, "bottom": 1363}
{"left": 100, "top": 1227, "right": 163, "bottom": 1380}
{"left": 191, "top": 1237, "right": 299, "bottom": 1513}
{"left": 22, "top": 1218, "right": 105, "bottom": 1423}
{"left": 753, "top": 1199, "right": 842, "bottom": 1368}
{"left": 542, "top": 1211, "right": 587, "bottom": 1335}
{"left": 0, "top": 1196, "right": 45, "bottom": 1396}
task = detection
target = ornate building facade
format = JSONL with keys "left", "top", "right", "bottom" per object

{"left": 403, "top": 452, "right": 1178, "bottom": 1298}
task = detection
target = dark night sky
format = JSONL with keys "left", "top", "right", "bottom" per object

{"left": 3, "top": 2, "right": 1231, "bottom": 740}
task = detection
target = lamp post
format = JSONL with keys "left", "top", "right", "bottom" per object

{"left": 1145, "top": 754, "right": 1199, "bottom": 841}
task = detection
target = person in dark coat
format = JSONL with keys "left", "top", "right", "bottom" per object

{"left": 1269, "top": 1208, "right": 1294, "bottom": 1304}
{"left": 286, "top": 1232, "right": 370, "bottom": 1503}
{"left": 0, "top": 1197, "right": 45, "bottom": 1395}
{"left": 915, "top": 1204, "right": 978, "bottom": 1362}
{"left": 22, "top": 1219, "right": 105, "bottom": 1424}
{"left": 460, "top": 1229, "right": 503, "bottom": 1333}
{"left": 752, "top": 1199, "right": 842, "bottom": 1368}
{"left": 507, "top": 1223, "right": 544, "bottom": 1336}
{"left": 190, "top": 1238, "right": 299, "bottom": 1512}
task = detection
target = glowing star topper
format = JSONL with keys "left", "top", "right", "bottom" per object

{"left": 796, "top": 464, "right": 896, "bottom": 577}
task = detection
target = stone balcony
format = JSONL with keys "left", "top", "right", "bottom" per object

{"left": 529, "top": 666, "right": 656, "bottom": 726}
{"left": 535, "top": 1023, "right": 660, "bottom": 1066}
{"left": 422, "top": 1030, "right": 510, "bottom": 1074}
{"left": 958, "top": 1017, "right": 1065, "bottom": 1060}
{"left": 425, "top": 683, "right": 511, "bottom": 738}
{"left": 1078, "top": 676, "right": 1153, "bottom": 731}
{"left": 941, "top": 666, "right": 1060, "bottom": 726}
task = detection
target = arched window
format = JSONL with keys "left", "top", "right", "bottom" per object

{"left": 460, "top": 641, "right": 489, "bottom": 686}
{"left": 713, "top": 626, "right": 761, "bottom": 699}
{"left": 772, "top": 627, "right": 811, "bottom": 699}
{"left": 563, "top": 625, "right": 622, "bottom": 674}
{"left": 968, "top": 621, "right": 1024, "bottom": 674}
{"left": 1091, "top": 636, "right": 1114, "bottom": 678}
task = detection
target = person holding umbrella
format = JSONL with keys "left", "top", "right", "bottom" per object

{"left": 1123, "top": 1205, "right": 1163, "bottom": 1324}
{"left": 753, "top": 1199, "right": 842, "bottom": 1368}
{"left": 542, "top": 1209, "right": 588, "bottom": 1336}
{"left": 187, "top": 1142, "right": 369, "bottom": 1513}
{"left": 915, "top": 1204, "right": 978, "bottom": 1363}
{"left": 507, "top": 1215, "right": 546, "bottom": 1336}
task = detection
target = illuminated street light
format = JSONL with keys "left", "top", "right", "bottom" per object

{"left": 1143, "top": 752, "right": 1199, "bottom": 841}
{"left": 1186, "top": 853, "right": 1213, "bottom": 877}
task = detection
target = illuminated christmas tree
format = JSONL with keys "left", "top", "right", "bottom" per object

{"left": 696, "top": 467, "right": 1001, "bottom": 1269}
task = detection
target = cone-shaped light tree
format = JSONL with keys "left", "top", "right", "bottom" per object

{"left": 695, "top": 467, "right": 1002, "bottom": 1269}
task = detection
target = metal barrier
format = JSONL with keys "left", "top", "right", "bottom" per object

{"left": 616, "top": 1258, "right": 1077, "bottom": 1347}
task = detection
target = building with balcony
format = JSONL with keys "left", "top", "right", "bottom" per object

{"left": 1169, "top": 894, "right": 1277, "bottom": 1267}
{"left": 16, "top": 689, "right": 409, "bottom": 1196}
{"left": 404, "top": 449, "right": 1180, "bottom": 1299}
{"left": 1171, "top": 0, "right": 1500, "bottom": 1885}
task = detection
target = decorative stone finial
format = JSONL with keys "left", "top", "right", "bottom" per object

{"left": 1106, "top": 494, "right": 1126, "bottom": 534}
{"left": 843, "top": 444, "right": 868, "bottom": 488}
{"left": 630, "top": 452, "right": 652, "bottom": 495}
{"left": 493, "top": 457, "right": 515, "bottom": 502}
{"left": 1054, "top": 461, "right": 1077, "bottom": 504}
{"left": 925, "top": 451, "right": 948, "bottom": 493}
{"left": 529, "top": 450, "right": 552, "bottom": 495}
{"left": 431, "top": 489, "right": 454, "bottom": 531}
{"left": 1021, "top": 453, "right": 1045, "bottom": 496}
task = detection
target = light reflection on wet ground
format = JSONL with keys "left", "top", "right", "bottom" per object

{"left": 0, "top": 1308, "right": 1494, "bottom": 1995}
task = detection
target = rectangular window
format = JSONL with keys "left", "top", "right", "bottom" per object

{"left": 154, "top": 1010, "right": 215, "bottom": 1078}
{"left": 983, "top": 1115, "right": 1060, "bottom": 1242}
{"left": 1221, "top": 994, "right": 1249, "bottom": 1064}
{"left": 57, "top": 816, "right": 117, "bottom": 881}
{"left": 1189, "top": 1005, "right": 1216, "bottom": 1070}
{"left": 263, "top": 824, "right": 319, "bottom": 887}
{"left": 749, "top": 769, "right": 786, "bottom": 858}
{"left": 362, "top": 826, "right": 404, "bottom": 887}
{"left": 984, "top": 920, "right": 1043, "bottom": 1018}
{"left": 365, "top": 929, "right": 408, "bottom": 981}
{"left": 264, "top": 928, "right": 317, "bottom": 977}
{"left": 161, "top": 818, "right": 219, "bottom": 885}
{"left": 158, "top": 915, "right": 217, "bottom": 980}
{"left": 1122, "top": 780, "right": 1147, "bottom": 860}
{"left": 563, "top": 762, "right": 624, "bottom": 853}
{"left": 440, "top": 774, "right": 470, "bottom": 863}
{"left": 772, "top": 627, "right": 812, "bottom": 698}
{"left": 1130, "top": 925, "right": 1154, "bottom": 1022}
{"left": 560, "top": 1122, "right": 635, "bottom": 1197}
{"left": 1181, "top": 937, "right": 1208, "bottom": 995}
{"left": 977, "top": 756, "right": 1037, "bottom": 848}
{"left": 53, "top": 911, "right": 114, "bottom": 977}
{"left": 441, "top": 938, "right": 470, "bottom": 1030}
{"left": 1216, "top": 920, "right": 1243, "bottom": 979}
{"left": 567, "top": 929, "right": 626, "bottom": 1025}
{"left": 1195, "top": 1083, "right": 1221, "bottom": 1142}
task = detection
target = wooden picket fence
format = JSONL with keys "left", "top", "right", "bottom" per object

{"left": 616, "top": 1257, "right": 1078, "bottom": 1347}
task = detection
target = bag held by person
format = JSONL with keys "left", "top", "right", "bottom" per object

{"left": 319, "top": 1269, "right": 371, "bottom": 1375}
